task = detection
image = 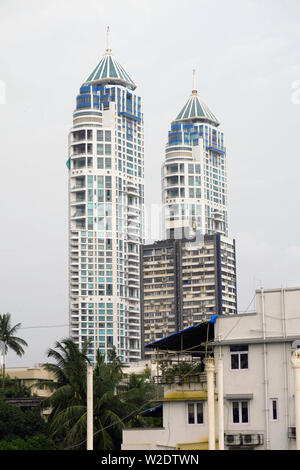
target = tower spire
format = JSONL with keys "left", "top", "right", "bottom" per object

{"left": 192, "top": 69, "right": 197, "bottom": 94}
{"left": 105, "top": 26, "right": 112, "bottom": 54}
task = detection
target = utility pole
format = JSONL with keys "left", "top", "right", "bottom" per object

{"left": 217, "top": 354, "right": 224, "bottom": 450}
{"left": 205, "top": 357, "right": 216, "bottom": 450}
{"left": 291, "top": 349, "right": 300, "bottom": 450}
{"left": 87, "top": 364, "right": 93, "bottom": 450}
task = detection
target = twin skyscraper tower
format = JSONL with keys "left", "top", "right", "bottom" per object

{"left": 68, "top": 30, "right": 237, "bottom": 363}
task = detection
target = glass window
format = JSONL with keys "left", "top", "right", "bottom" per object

{"left": 232, "top": 401, "right": 240, "bottom": 423}
{"left": 271, "top": 399, "right": 278, "bottom": 421}
{"left": 188, "top": 403, "right": 195, "bottom": 424}
{"left": 187, "top": 402, "right": 204, "bottom": 425}
{"left": 97, "top": 143, "right": 104, "bottom": 155}
{"left": 240, "top": 353, "right": 248, "bottom": 369}
{"left": 232, "top": 401, "right": 249, "bottom": 424}
{"left": 230, "top": 346, "right": 248, "bottom": 370}
{"left": 231, "top": 354, "right": 239, "bottom": 370}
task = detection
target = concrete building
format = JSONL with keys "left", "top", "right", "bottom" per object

{"left": 214, "top": 286, "right": 300, "bottom": 450}
{"left": 68, "top": 28, "right": 144, "bottom": 363}
{"left": 162, "top": 71, "right": 228, "bottom": 239}
{"left": 122, "top": 287, "right": 300, "bottom": 450}
{"left": 141, "top": 234, "right": 237, "bottom": 358}
{"left": 5, "top": 364, "right": 55, "bottom": 398}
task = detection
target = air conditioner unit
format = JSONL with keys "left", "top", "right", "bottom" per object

{"left": 224, "top": 434, "right": 241, "bottom": 446}
{"left": 288, "top": 427, "right": 296, "bottom": 439}
{"left": 241, "top": 434, "right": 264, "bottom": 446}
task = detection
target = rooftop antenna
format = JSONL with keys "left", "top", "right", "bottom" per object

{"left": 105, "top": 26, "right": 112, "bottom": 54}
{"left": 192, "top": 69, "right": 197, "bottom": 94}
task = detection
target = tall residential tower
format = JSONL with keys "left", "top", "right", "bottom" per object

{"left": 140, "top": 73, "right": 236, "bottom": 352}
{"left": 68, "top": 30, "right": 144, "bottom": 363}
{"left": 162, "top": 72, "right": 228, "bottom": 239}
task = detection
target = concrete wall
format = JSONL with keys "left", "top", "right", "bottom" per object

{"left": 214, "top": 287, "right": 300, "bottom": 450}
{"left": 122, "top": 287, "right": 300, "bottom": 450}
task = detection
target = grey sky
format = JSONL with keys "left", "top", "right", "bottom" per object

{"left": 0, "top": 0, "right": 299, "bottom": 367}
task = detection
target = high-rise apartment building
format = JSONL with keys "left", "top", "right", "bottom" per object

{"left": 68, "top": 30, "right": 144, "bottom": 363}
{"left": 140, "top": 74, "right": 236, "bottom": 353}
{"left": 162, "top": 72, "right": 228, "bottom": 239}
{"left": 141, "top": 234, "right": 237, "bottom": 358}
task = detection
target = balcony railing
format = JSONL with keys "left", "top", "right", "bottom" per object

{"left": 152, "top": 373, "right": 207, "bottom": 386}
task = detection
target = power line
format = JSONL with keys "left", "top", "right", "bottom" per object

{"left": 20, "top": 324, "right": 69, "bottom": 330}
{"left": 64, "top": 396, "right": 156, "bottom": 450}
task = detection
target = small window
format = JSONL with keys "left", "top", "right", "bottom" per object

{"left": 230, "top": 345, "right": 249, "bottom": 370}
{"left": 271, "top": 399, "right": 278, "bottom": 421}
{"left": 232, "top": 401, "right": 249, "bottom": 424}
{"left": 187, "top": 402, "right": 204, "bottom": 425}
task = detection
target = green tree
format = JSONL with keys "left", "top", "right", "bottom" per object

{"left": 0, "top": 434, "right": 55, "bottom": 450}
{"left": 41, "top": 339, "right": 158, "bottom": 450}
{"left": 0, "top": 313, "right": 28, "bottom": 388}
{"left": 0, "top": 399, "right": 50, "bottom": 441}
{"left": 0, "top": 376, "right": 31, "bottom": 400}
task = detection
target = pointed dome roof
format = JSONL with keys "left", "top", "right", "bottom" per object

{"left": 174, "top": 90, "right": 219, "bottom": 126}
{"left": 84, "top": 28, "right": 136, "bottom": 90}
{"left": 174, "top": 71, "right": 219, "bottom": 126}
{"left": 84, "top": 52, "right": 136, "bottom": 90}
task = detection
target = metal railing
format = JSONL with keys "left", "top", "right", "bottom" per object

{"left": 152, "top": 373, "right": 207, "bottom": 386}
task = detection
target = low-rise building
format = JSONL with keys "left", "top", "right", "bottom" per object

{"left": 122, "top": 286, "right": 300, "bottom": 450}
{"left": 5, "top": 364, "right": 55, "bottom": 398}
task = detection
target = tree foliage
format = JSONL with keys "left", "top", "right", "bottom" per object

{"left": 0, "top": 399, "right": 50, "bottom": 441}
{"left": 41, "top": 339, "right": 160, "bottom": 450}
{"left": 0, "top": 313, "right": 28, "bottom": 388}
{"left": 0, "top": 376, "right": 31, "bottom": 399}
{"left": 0, "top": 434, "right": 55, "bottom": 450}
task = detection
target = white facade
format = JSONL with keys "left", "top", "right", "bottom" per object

{"left": 214, "top": 286, "right": 300, "bottom": 450}
{"left": 68, "top": 35, "right": 144, "bottom": 363}
{"left": 162, "top": 81, "right": 228, "bottom": 239}
{"left": 122, "top": 287, "right": 300, "bottom": 450}
{"left": 122, "top": 380, "right": 215, "bottom": 450}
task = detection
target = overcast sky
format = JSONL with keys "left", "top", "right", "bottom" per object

{"left": 0, "top": 0, "right": 300, "bottom": 367}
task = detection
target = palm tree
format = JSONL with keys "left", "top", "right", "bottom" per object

{"left": 0, "top": 313, "right": 28, "bottom": 388}
{"left": 41, "top": 339, "right": 157, "bottom": 450}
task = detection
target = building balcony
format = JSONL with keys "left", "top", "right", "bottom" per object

{"left": 153, "top": 373, "right": 207, "bottom": 387}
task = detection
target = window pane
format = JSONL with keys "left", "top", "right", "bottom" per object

{"left": 241, "top": 401, "right": 248, "bottom": 423}
{"left": 97, "top": 143, "right": 104, "bottom": 155}
{"left": 188, "top": 404, "right": 195, "bottom": 424}
{"left": 231, "top": 354, "right": 239, "bottom": 370}
{"left": 232, "top": 402, "right": 239, "bottom": 423}
{"left": 196, "top": 403, "right": 203, "bottom": 424}
{"left": 97, "top": 157, "right": 104, "bottom": 169}
{"left": 272, "top": 400, "right": 278, "bottom": 420}
{"left": 240, "top": 353, "right": 248, "bottom": 369}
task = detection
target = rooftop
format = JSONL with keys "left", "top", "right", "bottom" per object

{"left": 83, "top": 27, "right": 136, "bottom": 90}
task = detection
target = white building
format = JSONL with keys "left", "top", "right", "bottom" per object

{"left": 162, "top": 72, "right": 228, "bottom": 239}
{"left": 122, "top": 287, "right": 300, "bottom": 450}
{"left": 68, "top": 29, "right": 144, "bottom": 363}
{"left": 215, "top": 286, "right": 300, "bottom": 450}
